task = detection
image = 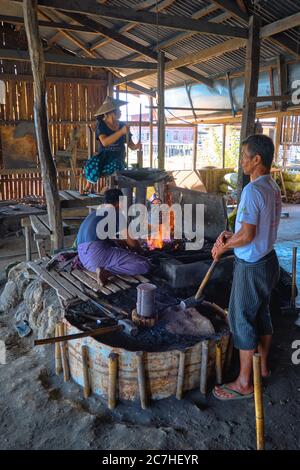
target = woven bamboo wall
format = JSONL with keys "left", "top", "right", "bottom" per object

{"left": 0, "top": 168, "right": 105, "bottom": 200}
{"left": 0, "top": 78, "right": 106, "bottom": 155}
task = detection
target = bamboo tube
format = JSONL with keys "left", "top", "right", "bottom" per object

{"left": 176, "top": 350, "right": 186, "bottom": 400}
{"left": 81, "top": 345, "right": 90, "bottom": 398}
{"left": 59, "top": 323, "right": 70, "bottom": 382}
{"left": 108, "top": 352, "right": 118, "bottom": 410}
{"left": 136, "top": 351, "right": 148, "bottom": 409}
{"left": 55, "top": 323, "right": 62, "bottom": 375}
{"left": 253, "top": 353, "right": 265, "bottom": 451}
{"left": 200, "top": 340, "right": 209, "bottom": 395}
{"left": 215, "top": 342, "right": 222, "bottom": 385}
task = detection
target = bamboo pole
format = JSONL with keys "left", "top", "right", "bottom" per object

{"left": 136, "top": 351, "right": 148, "bottom": 409}
{"left": 200, "top": 340, "right": 209, "bottom": 395}
{"left": 253, "top": 353, "right": 265, "bottom": 450}
{"left": 149, "top": 95, "right": 153, "bottom": 167}
{"left": 81, "top": 345, "right": 91, "bottom": 398}
{"left": 108, "top": 352, "right": 118, "bottom": 410}
{"left": 55, "top": 323, "right": 62, "bottom": 375}
{"left": 157, "top": 51, "right": 165, "bottom": 170}
{"left": 193, "top": 125, "right": 198, "bottom": 171}
{"left": 176, "top": 350, "right": 186, "bottom": 400}
{"left": 59, "top": 323, "right": 70, "bottom": 382}
{"left": 215, "top": 342, "right": 222, "bottom": 385}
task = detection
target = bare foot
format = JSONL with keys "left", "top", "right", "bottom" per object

{"left": 96, "top": 267, "right": 111, "bottom": 286}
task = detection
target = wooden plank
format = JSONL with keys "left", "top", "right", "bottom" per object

{"left": 260, "top": 12, "right": 300, "bottom": 39}
{"left": 117, "top": 274, "right": 139, "bottom": 284}
{"left": 27, "top": 262, "right": 73, "bottom": 301}
{"left": 134, "top": 274, "right": 150, "bottom": 283}
{"left": 71, "top": 269, "right": 111, "bottom": 295}
{"left": 108, "top": 276, "right": 131, "bottom": 290}
{"left": 83, "top": 270, "right": 121, "bottom": 293}
{"left": 64, "top": 189, "right": 85, "bottom": 200}
{"left": 60, "top": 271, "right": 97, "bottom": 299}
{"left": 46, "top": 269, "right": 90, "bottom": 302}
{"left": 30, "top": 215, "right": 51, "bottom": 237}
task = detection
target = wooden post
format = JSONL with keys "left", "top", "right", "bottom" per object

{"left": 200, "top": 340, "right": 209, "bottom": 395}
{"left": 55, "top": 323, "right": 62, "bottom": 375}
{"left": 87, "top": 125, "right": 94, "bottom": 158}
{"left": 149, "top": 95, "right": 154, "bottom": 167}
{"left": 277, "top": 55, "right": 288, "bottom": 112}
{"left": 253, "top": 353, "right": 265, "bottom": 450}
{"left": 23, "top": 0, "right": 63, "bottom": 251}
{"left": 107, "top": 71, "right": 114, "bottom": 97}
{"left": 81, "top": 345, "right": 91, "bottom": 398}
{"left": 193, "top": 125, "right": 198, "bottom": 170}
{"left": 237, "top": 15, "right": 261, "bottom": 201}
{"left": 275, "top": 116, "right": 282, "bottom": 163}
{"left": 157, "top": 51, "right": 165, "bottom": 170}
{"left": 136, "top": 351, "right": 148, "bottom": 409}
{"left": 21, "top": 217, "right": 32, "bottom": 261}
{"left": 108, "top": 352, "right": 118, "bottom": 410}
{"left": 137, "top": 103, "right": 143, "bottom": 167}
{"left": 59, "top": 323, "right": 70, "bottom": 382}
{"left": 222, "top": 124, "right": 226, "bottom": 168}
{"left": 176, "top": 350, "right": 186, "bottom": 400}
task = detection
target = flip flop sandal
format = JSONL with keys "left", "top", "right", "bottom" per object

{"left": 80, "top": 190, "right": 90, "bottom": 196}
{"left": 15, "top": 320, "right": 32, "bottom": 338}
{"left": 212, "top": 384, "right": 254, "bottom": 401}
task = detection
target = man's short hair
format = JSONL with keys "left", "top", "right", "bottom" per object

{"left": 104, "top": 188, "right": 123, "bottom": 205}
{"left": 242, "top": 134, "right": 275, "bottom": 169}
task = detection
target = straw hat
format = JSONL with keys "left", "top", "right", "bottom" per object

{"left": 94, "top": 96, "right": 127, "bottom": 117}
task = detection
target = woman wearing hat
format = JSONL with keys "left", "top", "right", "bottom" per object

{"left": 81, "top": 96, "right": 141, "bottom": 194}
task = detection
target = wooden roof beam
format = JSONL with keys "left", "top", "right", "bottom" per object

{"left": 89, "top": 0, "right": 177, "bottom": 52}
{"left": 63, "top": 11, "right": 214, "bottom": 88}
{"left": 0, "top": 15, "right": 98, "bottom": 33}
{"left": 114, "top": 38, "right": 247, "bottom": 86}
{"left": 26, "top": 0, "right": 248, "bottom": 38}
{"left": 212, "top": 0, "right": 300, "bottom": 57}
{"left": 0, "top": 48, "right": 157, "bottom": 69}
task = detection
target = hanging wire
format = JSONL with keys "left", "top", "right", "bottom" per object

{"left": 165, "top": 109, "right": 194, "bottom": 125}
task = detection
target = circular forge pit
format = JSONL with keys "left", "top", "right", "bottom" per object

{"left": 65, "top": 300, "right": 231, "bottom": 402}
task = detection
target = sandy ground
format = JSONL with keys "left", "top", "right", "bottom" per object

{"left": 0, "top": 204, "right": 299, "bottom": 450}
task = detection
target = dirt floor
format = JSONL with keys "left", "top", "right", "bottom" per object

{"left": 0, "top": 204, "right": 299, "bottom": 450}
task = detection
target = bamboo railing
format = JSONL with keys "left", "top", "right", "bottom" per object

{"left": 0, "top": 168, "right": 105, "bottom": 200}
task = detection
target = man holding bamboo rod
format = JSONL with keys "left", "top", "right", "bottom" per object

{"left": 211, "top": 134, "right": 281, "bottom": 401}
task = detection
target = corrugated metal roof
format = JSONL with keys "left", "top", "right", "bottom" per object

{"left": 1, "top": 0, "right": 300, "bottom": 92}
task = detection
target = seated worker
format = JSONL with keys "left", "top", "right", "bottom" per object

{"left": 77, "top": 188, "right": 150, "bottom": 285}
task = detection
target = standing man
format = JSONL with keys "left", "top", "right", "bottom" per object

{"left": 212, "top": 134, "right": 282, "bottom": 400}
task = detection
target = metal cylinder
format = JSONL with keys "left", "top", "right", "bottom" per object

{"left": 136, "top": 283, "right": 157, "bottom": 318}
